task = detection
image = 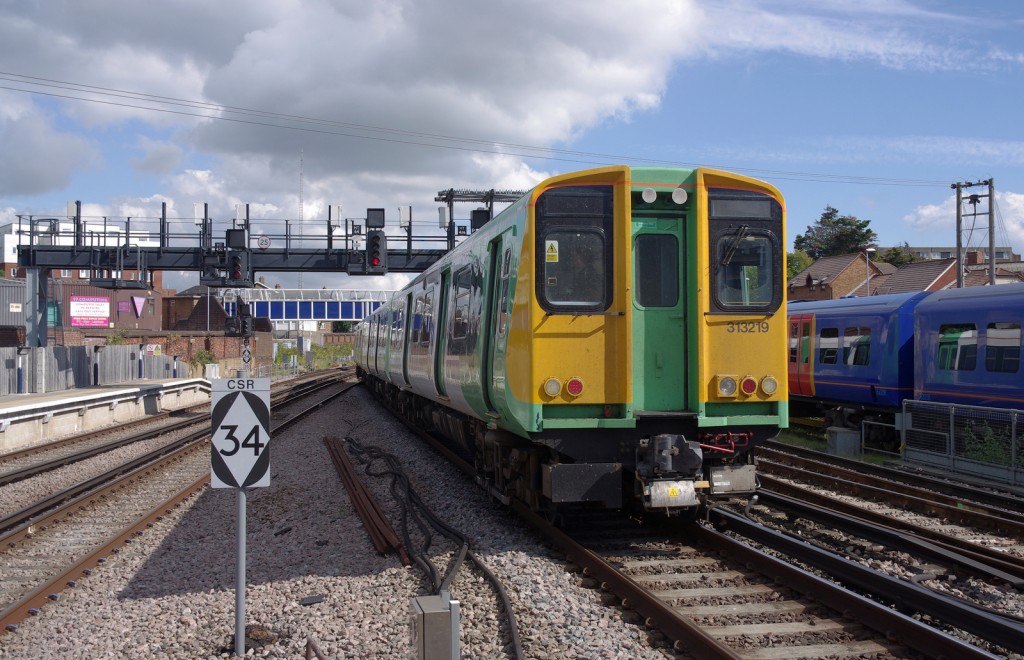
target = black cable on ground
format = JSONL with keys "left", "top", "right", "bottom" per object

{"left": 344, "top": 435, "right": 524, "bottom": 660}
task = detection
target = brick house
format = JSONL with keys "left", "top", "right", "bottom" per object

{"left": 787, "top": 253, "right": 895, "bottom": 301}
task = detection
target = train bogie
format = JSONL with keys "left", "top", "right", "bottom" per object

{"left": 356, "top": 165, "right": 789, "bottom": 515}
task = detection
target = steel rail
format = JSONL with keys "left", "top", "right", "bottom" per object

{"left": 710, "top": 507, "right": 1022, "bottom": 655}
{"left": 761, "top": 441, "right": 1024, "bottom": 515}
{"left": 758, "top": 474, "right": 1024, "bottom": 584}
{"left": 0, "top": 372, "right": 352, "bottom": 635}
{"left": 0, "top": 474, "right": 208, "bottom": 633}
{"left": 759, "top": 458, "right": 1024, "bottom": 536}
{"left": 323, "top": 435, "right": 411, "bottom": 564}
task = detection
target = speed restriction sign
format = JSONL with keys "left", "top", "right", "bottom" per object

{"left": 211, "top": 378, "right": 271, "bottom": 488}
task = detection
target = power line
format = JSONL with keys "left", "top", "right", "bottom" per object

{"left": 0, "top": 70, "right": 952, "bottom": 188}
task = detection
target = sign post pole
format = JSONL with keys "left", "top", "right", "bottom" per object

{"left": 236, "top": 486, "right": 247, "bottom": 656}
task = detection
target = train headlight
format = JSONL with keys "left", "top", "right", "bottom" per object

{"left": 671, "top": 188, "right": 688, "bottom": 205}
{"left": 760, "top": 375, "right": 779, "bottom": 396}
{"left": 716, "top": 375, "right": 738, "bottom": 397}
{"left": 641, "top": 187, "right": 658, "bottom": 203}
{"left": 566, "top": 377, "right": 584, "bottom": 398}
{"left": 741, "top": 376, "right": 758, "bottom": 396}
{"left": 543, "top": 377, "right": 562, "bottom": 397}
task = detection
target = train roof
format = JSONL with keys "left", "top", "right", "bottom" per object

{"left": 914, "top": 282, "right": 1024, "bottom": 313}
{"left": 787, "top": 291, "right": 928, "bottom": 315}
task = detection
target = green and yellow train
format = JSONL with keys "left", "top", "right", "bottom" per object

{"left": 354, "top": 165, "right": 788, "bottom": 516}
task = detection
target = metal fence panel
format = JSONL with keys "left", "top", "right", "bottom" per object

{"left": 904, "top": 400, "right": 1022, "bottom": 486}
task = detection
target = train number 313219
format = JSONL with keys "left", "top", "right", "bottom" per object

{"left": 727, "top": 321, "right": 770, "bottom": 333}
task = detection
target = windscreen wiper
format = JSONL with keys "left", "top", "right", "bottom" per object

{"left": 720, "top": 224, "right": 750, "bottom": 266}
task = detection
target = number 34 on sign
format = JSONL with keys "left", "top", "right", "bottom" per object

{"left": 210, "top": 378, "right": 271, "bottom": 489}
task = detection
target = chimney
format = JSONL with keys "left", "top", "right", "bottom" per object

{"left": 966, "top": 250, "right": 984, "bottom": 266}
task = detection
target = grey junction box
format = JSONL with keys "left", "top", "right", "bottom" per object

{"left": 410, "top": 592, "right": 460, "bottom": 659}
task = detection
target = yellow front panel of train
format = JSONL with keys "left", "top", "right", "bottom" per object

{"left": 507, "top": 166, "right": 632, "bottom": 406}
{"left": 693, "top": 169, "right": 788, "bottom": 407}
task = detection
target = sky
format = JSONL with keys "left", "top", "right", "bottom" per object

{"left": 1, "top": 0, "right": 1022, "bottom": 292}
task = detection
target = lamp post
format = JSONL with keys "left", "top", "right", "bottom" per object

{"left": 864, "top": 247, "right": 876, "bottom": 295}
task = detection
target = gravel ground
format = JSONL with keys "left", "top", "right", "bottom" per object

{"left": 0, "top": 385, "right": 672, "bottom": 659}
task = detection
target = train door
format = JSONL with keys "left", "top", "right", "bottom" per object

{"left": 631, "top": 219, "right": 686, "bottom": 411}
{"left": 788, "top": 313, "right": 814, "bottom": 396}
{"left": 433, "top": 270, "right": 451, "bottom": 397}
{"left": 482, "top": 235, "right": 512, "bottom": 414}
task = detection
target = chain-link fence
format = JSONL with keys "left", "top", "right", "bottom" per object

{"left": 904, "top": 400, "right": 1022, "bottom": 486}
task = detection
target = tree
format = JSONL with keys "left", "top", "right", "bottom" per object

{"left": 787, "top": 249, "right": 814, "bottom": 279}
{"left": 878, "top": 242, "right": 918, "bottom": 268}
{"left": 794, "top": 206, "right": 878, "bottom": 260}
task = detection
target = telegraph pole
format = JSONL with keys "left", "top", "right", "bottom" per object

{"left": 950, "top": 179, "right": 995, "bottom": 287}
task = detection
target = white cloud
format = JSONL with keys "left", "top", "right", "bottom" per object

{"left": 0, "top": 109, "right": 99, "bottom": 196}
{"left": 697, "top": 0, "right": 1021, "bottom": 71}
{"left": 131, "top": 138, "right": 185, "bottom": 177}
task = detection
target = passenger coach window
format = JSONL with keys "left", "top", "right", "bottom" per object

{"left": 391, "top": 308, "right": 404, "bottom": 352}
{"left": 453, "top": 268, "right": 472, "bottom": 340}
{"left": 843, "top": 326, "right": 871, "bottom": 366}
{"left": 535, "top": 185, "right": 614, "bottom": 314}
{"left": 985, "top": 322, "right": 1020, "bottom": 373}
{"left": 819, "top": 327, "right": 839, "bottom": 364}
{"left": 634, "top": 234, "right": 679, "bottom": 308}
{"left": 419, "top": 292, "right": 433, "bottom": 346}
{"left": 498, "top": 249, "right": 512, "bottom": 336}
{"left": 937, "top": 323, "right": 977, "bottom": 371}
{"left": 411, "top": 295, "right": 424, "bottom": 345}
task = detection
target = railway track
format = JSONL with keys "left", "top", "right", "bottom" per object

{"left": 0, "top": 369, "right": 349, "bottom": 493}
{"left": 371, "top": 386, "right": 1006, "bottom": 658}
{"left": 757, "top": 442, "right": 1024, "bottom": 536}
{"left": 0, "top": 371, "right": 356, "bottom": 634}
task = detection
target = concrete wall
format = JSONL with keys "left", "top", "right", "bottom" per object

{"left": 0, "top": 379, "right": 209, "bottom": 453}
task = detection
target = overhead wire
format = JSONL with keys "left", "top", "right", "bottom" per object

{"left": 0, "top": 70, "right": 951, "bottom": 188}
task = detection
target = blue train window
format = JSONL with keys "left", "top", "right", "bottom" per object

{"left": 843, "top": 327, "right": 871, "bottom": 366}
{"left": 985, "top": 322, "right": 1020, "bottom": 373}
{"left": 937, "top": 324, "right": 977, "bottom": 371}
{"left": 819, "top": 327, "right": 839, "bottom": 364}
